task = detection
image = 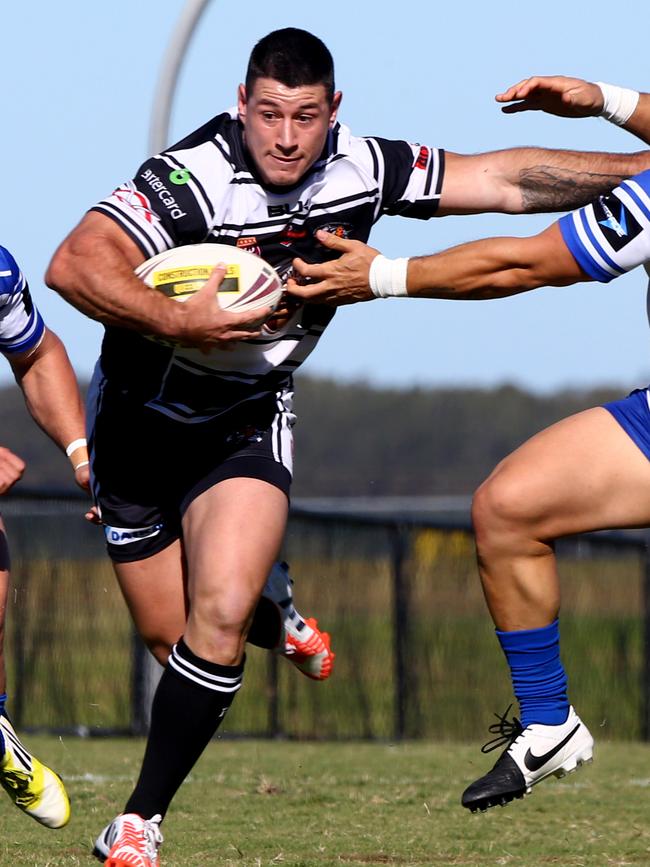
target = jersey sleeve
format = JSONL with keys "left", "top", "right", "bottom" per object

{"left": 558, "top": 170, "right": 650, "bottom": 283}
{"left": 0, "top": 246, "right": 45, "bottom": 357}
{"left": 90, "top": 153, "right": 212, "bottom": 260}
{"left": 365, "top": 137, "right": 445, "bottom": 220}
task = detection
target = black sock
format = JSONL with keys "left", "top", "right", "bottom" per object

{"left": 246, "top": 596, "right": 281, "bottom": 649}
{"left": 124, "top": 638, "right": 244, "bottom": 820}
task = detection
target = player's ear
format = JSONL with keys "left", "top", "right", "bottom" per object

{"left": 237, "top": 84, "right": 248, "bottom": 122}
{"left": 329, "top": 91, "right": 342, "bottom": 127}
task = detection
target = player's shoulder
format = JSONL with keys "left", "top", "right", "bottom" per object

{"left": 166, "top": 110, "right": 242, "bottom": 171}
{"left": 0, "top": 245, "right": 21, "bottom": 292}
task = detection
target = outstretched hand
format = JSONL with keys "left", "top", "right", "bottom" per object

{"left": 287, "top": 230, "right": 381, "bottom": 305}
{"left": 497, "top": 75, "right": 603, "bottom": 119}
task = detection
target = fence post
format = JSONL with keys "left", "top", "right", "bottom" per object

{"left": 392, "top": 526, "right": 409, "bottom": 741}
{"left": 267, "top": 651, "right": 281, "bottom": 737}
{"left": 131, "top": 631, "right": 163, "bottom": 735}
{"left": 642, "top": 534, "right": 650, "bottom": 741}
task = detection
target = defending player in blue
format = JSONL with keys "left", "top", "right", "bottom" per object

{"left": 0, "top": 245, "right": 89, "bottom": 828}
{"left": 289, "top": 76, "right": 650, "bottom": 811}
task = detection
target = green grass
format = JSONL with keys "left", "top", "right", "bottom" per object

{"left": 3, "top": 735, "right": 650, "bottom": 866}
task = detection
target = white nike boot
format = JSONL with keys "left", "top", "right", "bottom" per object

{"left": 462, "top": 706, "right": 594, "bottom": 812}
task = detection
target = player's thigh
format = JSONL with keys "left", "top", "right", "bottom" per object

{"left": 477, "top": 406, "right": 650, "bottom": 539}
{"left": 182, "top": 477, "right": 288, "bottom": 625}
{"left": 113, "top": 539, "right": 187, "bottom": 662}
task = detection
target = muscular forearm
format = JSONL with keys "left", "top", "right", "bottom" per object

{"left": 11, "top": 329, "right": 86, "bottom": 458}
{"left": 46, "top": 225, "right": 181, "bottom": 339}
{"left": 407, "top": 239, "right": 545, "bottom": 299}
{"left": 442, "top": 147, "right": 650, "bottom": 216}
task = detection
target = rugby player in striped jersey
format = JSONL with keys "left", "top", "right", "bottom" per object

{"left": 48, "top": 20, "right": 650, "bottom": 857}
{"left": 0, "top": 245, "right": 88, "bottom": 829}
{"left": 290, "top": 76, "right": 650, "bottom": 813}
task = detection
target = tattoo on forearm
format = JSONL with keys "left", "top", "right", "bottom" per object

{"left": 519, "top": 166, "right": 625, "bottom": 212}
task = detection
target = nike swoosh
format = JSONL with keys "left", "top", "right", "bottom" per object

{"left": 524, "top": 723, "right": 581, "bottom": 772}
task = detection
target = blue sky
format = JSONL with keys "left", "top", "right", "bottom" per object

{"left": 2, "top": 0, "right": 649, "bottom": 392}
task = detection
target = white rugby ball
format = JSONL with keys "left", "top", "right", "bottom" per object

{"left": 135, "top": 243, "right": 283, "bottom": 313}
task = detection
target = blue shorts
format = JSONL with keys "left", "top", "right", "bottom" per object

{"left": 604, "top": 388, "right": 650, "bottom": 460}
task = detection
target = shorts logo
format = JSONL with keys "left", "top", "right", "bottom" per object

{"left": 105, "top": 522, "right": 164, "bottom": 546}
{"left": 169, "top": 168, "right": 191, "bottom": 185}
{"left": 414, "top": 146, "right": 429, "bottom": 170}
{"left": 113, "top": 181, "right": 159, "bottom": 224}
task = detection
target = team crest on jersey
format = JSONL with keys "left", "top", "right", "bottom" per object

{"left": 593, "top": 194, "right": 642, "bottom": 252}
{"left": 317, "top": 222, "right": 353, "bottom": 239}
{"left": 113, "top": 181, "right": 159, "bottom": 224}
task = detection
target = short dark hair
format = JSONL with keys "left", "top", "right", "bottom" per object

{"left": 245, "top": 28, "right": 335, "bottom": 102}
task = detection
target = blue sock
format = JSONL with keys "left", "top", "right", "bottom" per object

{"left": 496, "top": 619, "right": 569, "bottom": 728}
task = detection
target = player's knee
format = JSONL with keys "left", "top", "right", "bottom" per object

{"left": 472, "top": 471, "right": 532, "bottom": 552}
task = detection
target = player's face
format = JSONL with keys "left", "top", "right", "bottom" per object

{"left": 238, "top": 78, "right": 342, "bottom": 187}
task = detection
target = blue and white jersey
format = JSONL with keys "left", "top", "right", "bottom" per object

{"left": 0, "top": 246, "right": 45, "bottom": 357}
{"left": 559, "top": 169, "right": 650, "bottom": 283}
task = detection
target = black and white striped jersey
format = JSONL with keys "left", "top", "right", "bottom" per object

{"left": 91, "top": 110, "right": 445, "bottom": 423}
{"left": 0, "top": 245, "right": 45, "bottom": 358}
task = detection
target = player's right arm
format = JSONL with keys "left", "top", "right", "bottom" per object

{"left": 46, "top": 214, "right": 268, "bottom": 350}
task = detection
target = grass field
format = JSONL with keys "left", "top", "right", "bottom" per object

{"left": 3, "top": 735, "right": 650, "bottom": 866}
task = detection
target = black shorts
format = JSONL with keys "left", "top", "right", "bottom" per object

{"left": 88, "top": 384, "right": 295, "bottom": 563}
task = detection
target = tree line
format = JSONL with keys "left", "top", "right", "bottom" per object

{"left": 0, "top": 375, "right": 626, "bottom": 496}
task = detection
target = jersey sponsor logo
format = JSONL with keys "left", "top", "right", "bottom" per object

{"left": 267, "top": 200, "right": 307, "bottom": 218}
{"left": 279, "top": 224, "right": 308, "bottom": 247}
{"left": 169, "top": 168, "right": 191, "bottom": 185}
{"left": 140, "top": 168, "right": 188, "bottom": 219}
{"left": 113, "top": 181, "right": 159, "bottom": 224}
{"left": 236, "top": 237, "right": 261, "bottom": 256}
{"left": 104, "top": 522, "right": 164, "bottom": 545}
{"left": 593, "top": 194, "right": 642, "bottom": 251}
{"left": 153, "top": 264, "right": 240, "bottom": 296}
{"left": 317, "top": 222, "right": 353, "bottom": 239}
{"left": 414, "top": 145, "right": 429, "bottom": 170}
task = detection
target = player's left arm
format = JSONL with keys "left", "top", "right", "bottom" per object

{"left": 290, "top": 172, "right": 650, "bottom": 303}
{"left": 438, "top": 146, "right": 650, "bottom": 216}
{"left": 8, "top": 328, "right": 89, "bottom": 489}
{"left": 288, "top": 223, "right": 584, "bottom": 304}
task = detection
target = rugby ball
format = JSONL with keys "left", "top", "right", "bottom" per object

{"left": 135, "top": 243, "right": 283, "bottom": 313}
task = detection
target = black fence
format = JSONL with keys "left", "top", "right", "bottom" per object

{"left": 3, "top": 491, "right": 650, "bottom": 741}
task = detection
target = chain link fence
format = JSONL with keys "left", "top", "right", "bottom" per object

{"left": 3, "top": 492, "right": 649, "bottom": 741}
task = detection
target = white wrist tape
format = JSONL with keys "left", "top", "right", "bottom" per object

{"left": 368, "top": 255, "right": 410, "bottom": 298}
{"left": 73, "top": 460, "right": 90, "bottom": 471}
{"left": 65, "top": 438, "right": 87, "bottom": 457}
{"left": 596, "top": 82, "right": 639, "bottom": 126}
